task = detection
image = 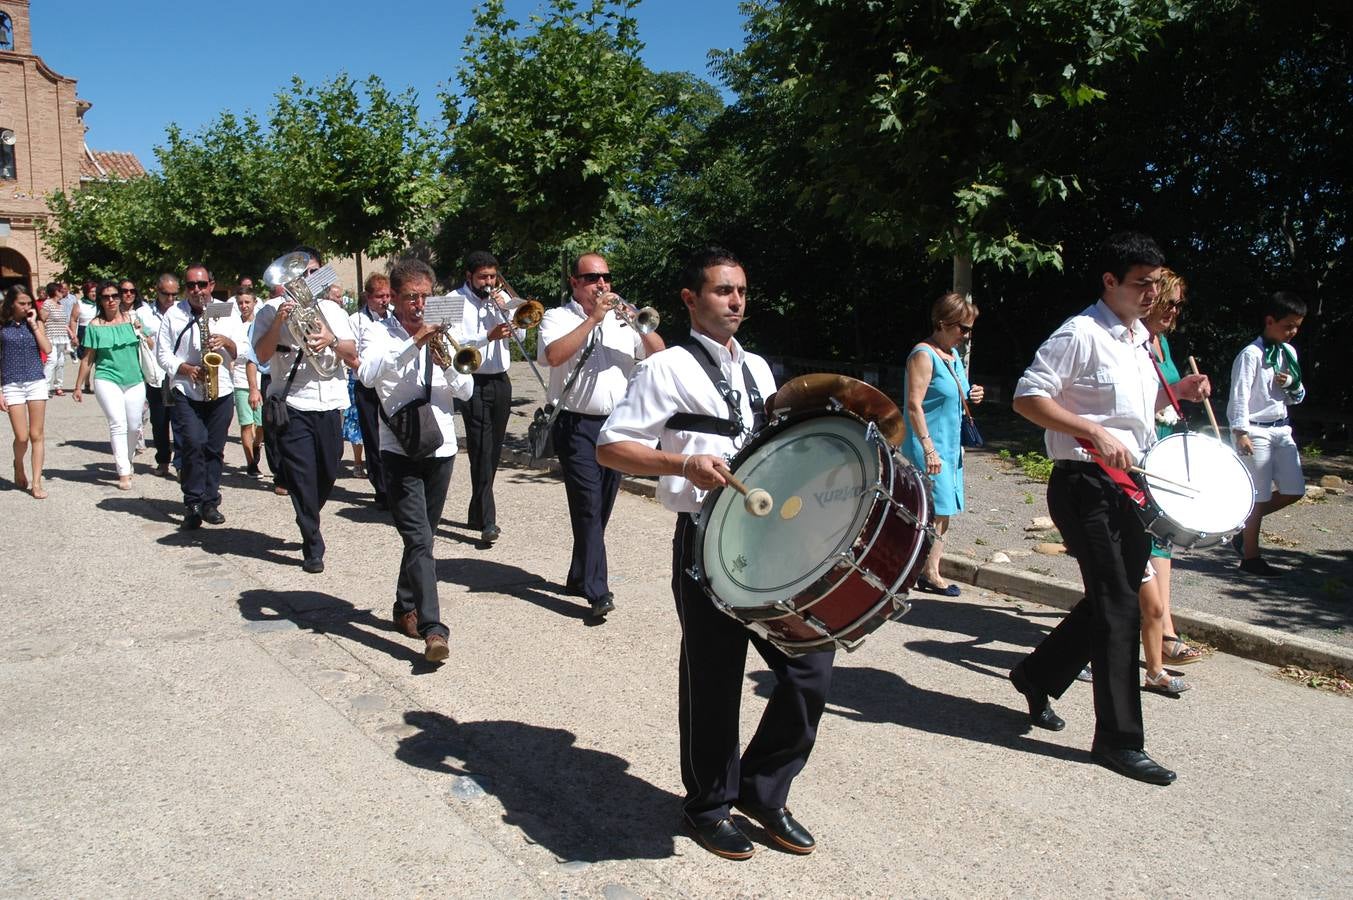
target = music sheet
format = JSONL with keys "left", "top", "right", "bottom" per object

{"left": 423, "top": 293, "right": 466, "bottom": 328}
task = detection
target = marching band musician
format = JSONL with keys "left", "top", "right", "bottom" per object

{"left": 252, "top": 249, "right": 359, "bottom": 574}
{"left": 358, "top": 258, "right": 474, "bottom": 664}
{"left": 1009, "top": 232, "right": 1211, "bottom": 786}
{"left": 451, "top": 250, "right": 523, "bottom": 544}
{"left": 349, "top": 273, "right": 393, "bottom": 508}
{"left": 597, "top": 246, "right": 828, "bottom": 861}
{"left": 539, "top": 252, "right": 665, "bottom": 619}
{"left": 155, "top": 265, "right": 245, "bottom": 531}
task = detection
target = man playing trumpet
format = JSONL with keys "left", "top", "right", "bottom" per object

{"left": 155, "top": 265, "right": 245, "bottom": 530}
{"left": 358, "top": 258, "right": 474, "bottom": 663}
{"left": 538, "top": 252, "right": 664, "bottom": 619}
{"left": 252, "top": 248, "right": 358, "bottom": 574}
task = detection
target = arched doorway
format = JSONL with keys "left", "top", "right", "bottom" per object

{"left": 0, "top": 246, "right": 32, "bottom": 296}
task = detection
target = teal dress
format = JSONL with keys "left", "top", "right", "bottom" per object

{"left": 902, "top": 344, "right": 969, "bottom": 516}
{"left": 1150, "top": 333, "right": 1183, "bottom": 559}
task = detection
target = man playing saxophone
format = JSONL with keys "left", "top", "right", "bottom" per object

{"left": 252, "top": 248, "right": 359, "bottom": 574}
{"left": 155, "top": 265, "right": 245, "bottom": 530}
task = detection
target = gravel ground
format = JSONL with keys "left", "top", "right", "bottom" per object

{"left": 502, "top": 364, "right": 1353, "bottom": 652}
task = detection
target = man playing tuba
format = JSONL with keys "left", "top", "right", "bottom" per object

{"left": 252, "top": 247, "right": 359, "bottom": 574}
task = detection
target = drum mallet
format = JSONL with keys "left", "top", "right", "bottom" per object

{"left": 718, "top": 467, "right": 774, "bottom": 517}
{"left": 1187, "top": 356, "right": 1223, "bottom": 439}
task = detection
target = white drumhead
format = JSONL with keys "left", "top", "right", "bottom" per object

{"left": 701, "top": 415, "right": 878, "bottom": 609}
{"left": 1140, "top": 432, "right": 1254, "bottom": 535}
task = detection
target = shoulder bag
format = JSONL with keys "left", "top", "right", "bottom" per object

{"left": 939, "top": 352, "right": 983, "bottom": 448}
{"left": 378, "top": 344, "right": 444, "bottom": 459}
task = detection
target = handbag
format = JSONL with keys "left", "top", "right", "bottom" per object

{"left": 132, "top": 319, "right": 163, "bottom": 387}
{"left": 379, "top": 345, "right": 444, "bottom": 459}
{"left": 263, "top": 353, "right": 304, "bottom": 432}
{"left": 528, "top": 330, "right": 599, "bottom": 463}
{"left": 940, "top": 353, "right": 983, "bottom": 448}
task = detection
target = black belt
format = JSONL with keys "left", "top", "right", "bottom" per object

{"left": 1052, "top": 459, "right": 1102, "bottom": 472}
{"left": 559, "top": 409, "right": 608, "bottom": 422}
{"left": 472, "top": 371, "right": 508, "bottom": 381}
{"left": 1249, "top": 417, "right": 1289, "bottom": 428}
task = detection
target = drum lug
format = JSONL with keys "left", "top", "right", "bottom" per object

{"left": 859, "top": 567, "right": 888, "bottom": 593}
{"left": 685, "top": 564, "right": 703, "bottom": 582}
{"left": 886, "top": 595, "right": 912, "bottom": 622}
{"left": 865, "top": 420, "right": 882, "bottom": 446}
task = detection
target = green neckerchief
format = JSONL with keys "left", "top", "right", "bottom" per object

{"left": 1261, "top": 337, "right": 1302, "bottom": 396}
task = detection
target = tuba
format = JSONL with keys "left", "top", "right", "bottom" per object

{"left": 262, "top": 252, "right": 341, "bottom": 378}
{"left": 199, "top": 314, "right": 222, "bottom": 401}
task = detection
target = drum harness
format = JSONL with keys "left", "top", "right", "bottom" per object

{"left": 664, "top": 341, "right": 766, "bottom": 452}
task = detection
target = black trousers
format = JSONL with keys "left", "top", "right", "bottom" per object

{"left": 383, "top": 450, "right": 454, "bottom": 639}
{"left": 1021, "top": 464, "right": 1150, "bottom": 750}
{"left": 460, "top": 371, "right": 511, "bottom": 528}
{"left": 169, "top": 394, "right": 233, "bottom": 508}
{"left": 275, "top": 407, "right": 343, "bottom": 563}
{"left": 259, "top": 374, "right": 284, "bottom": 488}
{"left": 553, "top": 411, "right": 620, "bottom": 602}
{"left": 145, "top": 381, "right": 178, "bottom": 469}
{"left": 353, "top": 381, "right": 386, "bottom": 501}
{"left": 672, "top": 514, "right": 834, "bottom": 826}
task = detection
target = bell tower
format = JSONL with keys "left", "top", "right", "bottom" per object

{"left": 0, "top": 1, "right": 31, "bottom": 56}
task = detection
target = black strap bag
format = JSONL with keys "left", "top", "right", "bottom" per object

{"left": 379, "top": 345, "right": 444, "bottom": 460}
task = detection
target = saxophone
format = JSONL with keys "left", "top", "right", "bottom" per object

{"left": 200, "top": 315, "right": 223, "bottom": 401}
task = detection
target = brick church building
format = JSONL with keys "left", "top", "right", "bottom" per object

{"left": 0, "top": 0, "right": 145, "bottom": 294}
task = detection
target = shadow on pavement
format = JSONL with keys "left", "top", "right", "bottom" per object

{"left": 237, "top": 588, "right": 440, "bottom": 674}
{"left": 1183, "top": 545, "right": 1353, "bottom": 636}
{"left": 396, "top": 709, "right": 679, "bottom": 862}
{"left": 435, "top": 558, "right": 592, "bottom": 621}
{"left": 900, "top": 597, "right": 1064, "bottom": 677}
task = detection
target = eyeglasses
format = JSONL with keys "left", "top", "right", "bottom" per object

{"left": 120, "top": 287, "right": 136, "bottom": 294}
{"left": 946, "top": 321, "right": 973, "bottom": 335}
{"left": 100, "top": 293, "right": 121, "bottom": 301}
{"left": 184, "top": 280, "right": 211, "bottom": 289}
{"left": 158, "top": 290, "right": 179, "bottom": 297}
{"left": 576, "top": 272, "right": 611, "bottom": 284}
{"left": 398, "top": 291, "right": 430, "bottom": 302}
{"left": 1161, "top": 300, "right": 1185, "bottom": 312}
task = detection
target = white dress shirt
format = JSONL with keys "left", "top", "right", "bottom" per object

{"left": 599, "top": 330, "right": 776, "bottom": 514}
{"left": 155, "top": 300, "right": 247, "bottom": 401}
{"left": 357, "top": 316, "right": 474, "bottom": 458}
{"left": 1013, "top": 299, "right": 1159, "bottom": 463}
{"left": 349, "top": 305, "right": 388, "bottom": 359}
{"left": 453, "top": 284, "right": 524, "bottom": 376}
{"left": 538, "top": 300, "right": 647, "bottom": 415}
{"left": 253, "top": 298, "right": 355, "bottom": 412}
{"left": 1226, "top": 338, "right": 1305, "bottom": 433}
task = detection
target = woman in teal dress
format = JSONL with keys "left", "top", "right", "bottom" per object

{"left": 903, "top": 292, "right": 984, "bottom": 595}
{"left": 73, "top": 280, "right": 150, "bottom": 490}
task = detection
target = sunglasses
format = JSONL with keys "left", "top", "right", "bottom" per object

{"left": 120, "top": 287, "right": 136, "bottom": 293}
{"left": 946, "top": 321, "right": 973, "bottom": 335}
{"left": 184, "top": 280, "right": 211, "bottom": 289}
{"left": 99, "top": 293, "right": 121, "bottom": 301}
{"left": 576, "top": 272, "right": 611, "bottom": 284}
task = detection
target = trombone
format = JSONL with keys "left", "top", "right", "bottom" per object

{"left": 484, "top": 272, "right": 548, "bottom": 391}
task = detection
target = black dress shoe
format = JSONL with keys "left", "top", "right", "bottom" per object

{"left": 589, "top": 593, "right": 615, "bottom": 618}
{"left": 734, "top": 802, "right": 816, "bottom": 854}
{"left": 1010, "top": 663, "right": 1066, "bottom": 731}
{"left": 481, "top": 523, "right": 501, "bottom": 543}
{"left": 1091, "top": 747, "right": 1177, "bottom": 785}
{"left": 684, "top": 817, "right": 754, "bottom": 860}
{"left": 181, "top": 505, "right": 203, "bottom": 530}
{"left": 302, "top": 558, "right": 325, "bottom": 574}
{"left": 200, "top": 503, "right": 225, "bottom": 525}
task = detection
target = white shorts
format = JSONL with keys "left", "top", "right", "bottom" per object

{"left": 3, "top": 379, "right": 49, "bottom": 405}
{"left": 1241, "top": 424, "right": 1304, "bottom": 501}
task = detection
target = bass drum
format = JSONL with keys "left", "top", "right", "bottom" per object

{"left": 691, "top": 409, "right": 934, "bottom": 655}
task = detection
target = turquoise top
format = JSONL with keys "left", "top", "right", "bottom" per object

{"left": 1153, "top": 333, "right": 1182, "bottom": 440}
{"left": 902, "top": 343, "right": 970, "bottom": 516}
{"left": 82, "top": 321, "right": 144, "bottom": 387}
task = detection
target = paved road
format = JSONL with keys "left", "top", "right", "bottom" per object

{"left": 2, "top": 393, "right": 1350, "bottom": 897}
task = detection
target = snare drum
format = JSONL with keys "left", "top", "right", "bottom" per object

{"left": 1136, "top": 431, "right": 1254, "bottom": 549}
{"left": 691, "top": 410, "right": 934, "bottom": 654}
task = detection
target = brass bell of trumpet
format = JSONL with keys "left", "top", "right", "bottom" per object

{"left": 607, "top": 295, "right": 661, "bottom": 335}
{"left": 429, "top": 327, "right": 482, "bottom": 374}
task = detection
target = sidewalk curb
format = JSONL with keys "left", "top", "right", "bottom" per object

{"left": 506, "top": 446, "right": 1352, "bottom": 674}
{"left": 940, "top": 555, "right": 1353, "bottom": 674}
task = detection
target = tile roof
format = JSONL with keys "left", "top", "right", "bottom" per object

{"left": 80, "top": 146, "right": 147, "bottom": 181}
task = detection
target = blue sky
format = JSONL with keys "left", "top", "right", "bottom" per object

{"left": 33, "top": 0, "right": 749, "bottom": 170}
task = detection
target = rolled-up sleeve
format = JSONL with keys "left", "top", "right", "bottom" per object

{"left": 1014, "top": 326, "right": 1081, "bottom": 400}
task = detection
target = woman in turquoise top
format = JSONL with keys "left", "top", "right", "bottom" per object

{"left": 903, "top": 292, "right": 984, "bottom": 596}
{"left": 74, "top": 280, "right": 150, "bottom": 490}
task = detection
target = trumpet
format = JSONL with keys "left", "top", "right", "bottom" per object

{"left": 429, "top": 327, "right": 482, "bottom": 374}
{"left": 601, "top": 292, "right": 660, "bottom": 335}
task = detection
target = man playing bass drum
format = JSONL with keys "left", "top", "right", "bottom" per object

{"left": 597, "top": 246, "right": 831, "bottom": 861}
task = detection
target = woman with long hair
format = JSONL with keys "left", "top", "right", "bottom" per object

{"left": 1, "top": 284, "right": 53, "bottom": 498}
{"left": 902, "top": 291, "right": 985, "bottom": 594}
{"left": 73, "top": 280, "right": 149, "bottom": 490}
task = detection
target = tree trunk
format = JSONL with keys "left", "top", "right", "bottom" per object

{"left": 952, "top": 249, "right": 973, "bottom": 371}
{"left": 355, "top": 254, "right": 364, "bottom": 298}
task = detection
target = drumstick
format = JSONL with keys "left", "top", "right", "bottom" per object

{"left": 717, "top": 466, "right": 774, "bottom": 517}
{"left": 1187, "top": 356, "right": 1223, "bottom": 439}
{"left": 1128, "top": 466, "right": 1199, "bottom": 495}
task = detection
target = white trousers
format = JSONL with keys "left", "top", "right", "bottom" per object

{"left": 93, "top": 379, "right": 147, "bottom": 476}
{"left": 44, "top": 342, "right": 69, "bottom": 392}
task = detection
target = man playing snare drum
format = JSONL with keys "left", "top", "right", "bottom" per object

{"left": 1010, "top": 231, "right": 1211, "bottom": 786}
{"left": 597, "top": 246, "right": 831, "bottom": 860}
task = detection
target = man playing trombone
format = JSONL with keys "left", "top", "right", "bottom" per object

{"left": 451, "top": 251, "right": 523, "bottom": 544}
{"left": 358, "top": 258, "right": 474, "bottom": 663}
{"left": 538, "top": 252, "right": 664, "bottom": 619}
